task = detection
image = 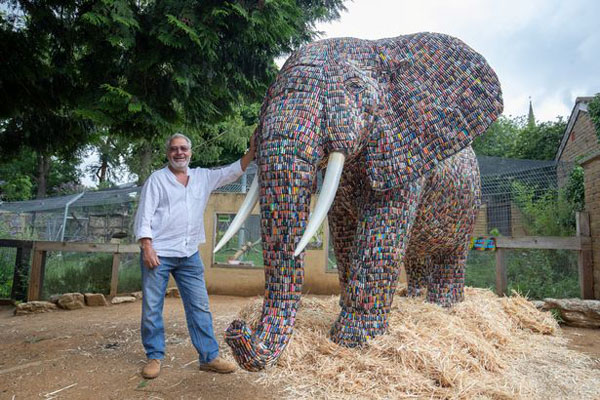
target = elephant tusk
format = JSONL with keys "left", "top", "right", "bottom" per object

{"left": 294, "top": 152, "right": 345, "bottom": 257}
{"left": 213, "top": 178, "right": 259, "bottom": 254}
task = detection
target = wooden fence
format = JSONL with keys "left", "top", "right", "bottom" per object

{"left": 494, "top": 212, "right": 593, "bottom": 298}
{"left": 0, "top": 239, "right": 139, "bottom": 302}
{"left": 0, "top": 212, "right": 594, "bottom": 302}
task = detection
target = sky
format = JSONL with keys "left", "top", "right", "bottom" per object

{"left": 308, "top": 0, "right": 600, "bottom": 122}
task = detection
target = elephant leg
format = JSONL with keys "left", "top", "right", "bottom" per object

{"left": 427, "top": 243, "right": 469, "bottom": 307}
{"left": 329, "top": 181, "right": 422, "bottom": 347}
{"left": 404, "top": 251, "right": 430, "bottom": 297}
{"left": 328, "top": 175, "right": 359, "bottom": 293}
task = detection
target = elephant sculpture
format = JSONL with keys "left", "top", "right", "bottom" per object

{"left": 214, "top": 32, "right": 503, "bottom": 371}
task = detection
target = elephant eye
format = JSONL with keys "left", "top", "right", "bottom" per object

{"left": 344, "top": 78, "right": 365, "bottom": 95}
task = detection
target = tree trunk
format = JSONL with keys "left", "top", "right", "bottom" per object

{"left": 137, "top": 142, "right": 153, "bottom": 185}
{"left": 98, "top": 158, "right": 108, "bottom": 183}
{"left": 35, "top": 153, "right": 50, "bottom": 199}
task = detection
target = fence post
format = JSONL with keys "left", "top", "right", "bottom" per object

{"left": 109, "top": 252, "right": 121, "bottom": 298}
{"left": 27, "top": 243, "right": 47, "bottom": 301}
{"left": 10, "top": 245, "right": 31, "bottom": 301}
{"left": 495, "top": 248, "right": 508, "bottom": 296}
{"left": 576, "top": 212, "right": 594, "bottom": 299}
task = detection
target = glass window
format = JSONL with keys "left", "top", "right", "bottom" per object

{"left": 213, "top": 214, "right": 263, "bottom": 267}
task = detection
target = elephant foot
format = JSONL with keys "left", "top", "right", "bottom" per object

{"left": 329, "top": 309, "right": 389, "bottom": 347}
{"left": 225, "top": 320, "right": 272, "bottom": 371}
{"left": 427, "top": 263, "right": 465, "bottom": 307}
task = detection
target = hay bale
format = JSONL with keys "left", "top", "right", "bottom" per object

{"left": 239, "top": 288, "right": 600, "bottom": 400}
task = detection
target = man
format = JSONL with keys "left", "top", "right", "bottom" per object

{"left": 134, "top": 132, "right": 255, "bottom": 379}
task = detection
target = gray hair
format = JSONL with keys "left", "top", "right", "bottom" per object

{"left": 165, "top": 133, "right": 192, "bottom": 152}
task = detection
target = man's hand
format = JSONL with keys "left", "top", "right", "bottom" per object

{"left": 140, "top": 238, "right": 160, "bottom": 269}
{"left": 240, "top": 130, "right": 257, "bottom": 171}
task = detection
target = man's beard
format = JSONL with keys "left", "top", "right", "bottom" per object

{"left": 169, "top": 158, "right": 189, "bottom": 171}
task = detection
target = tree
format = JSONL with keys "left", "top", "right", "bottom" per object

{"left": 0, "top": 1, "right": 94, "bottom": 196}
{"left": 1, "top": 0, "right": 347, "bottom": 187}
{"left": 472, "top": 115, "right": 522, "bottom": 158}
{"left": 472, "top": 114, "right": 566, "bottom": 161}
{"left": 510, "top": 117, "right": 566, "bottom": 160}
{"left": 0, "top": 147, "right": 82, "bottom": 201}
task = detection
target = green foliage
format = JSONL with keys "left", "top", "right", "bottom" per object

{"left": 588, "top": 94, "right": 600, "bottom": 141}
{"left": 43, "top": 253, "right": 114, "bottom": 296}
{"left": 0, "top": 147, "right": 82, "bottom": 199}
{"left": 0, "top": 174, "right": 33, "bottom": 201}
{"left": 507, "top": 249, "right": 579, "bottom": 299}
{"left": 511, "top": 181, "right": 576, "bottom": 236}
{"left": 511, "top": 117, "right": 566, "bottom": 160}
{"left": 0, "top": 247, "right": 16, "bottom": 298}
{"left": 37, "top": 252, "right": 142, "bottom": 297}
{"left": 472, "top": 115, "right": 522, "bottom": 157}
{"left": 473, "top": 114, "right": 566, "bottom": 161}
{"left": 465, "top": 251, "right": 496, "bottom": 290}
{"left": 465, "top": 249, "right": 580, "bottom": 300}
{"left": 564, "top": 166, "right": 585, "bottom": 212}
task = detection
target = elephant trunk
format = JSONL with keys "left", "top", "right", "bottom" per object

{"left": 225, "top": 146, "right": 316, "bottom": 371}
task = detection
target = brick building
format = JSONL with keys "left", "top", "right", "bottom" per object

{"left": 556, "top": 96, "right": 600, "bottom": 298}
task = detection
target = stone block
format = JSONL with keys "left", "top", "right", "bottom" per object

{"left": 14, "top": 301, "right": 58, "bottom": 315}
{"left": 111, "top": 296, "right": 136, "bottom": 304}
{"left": 57, "top": 293, "right": 85, "bottom": 310}
{"left": 166, "top": 287, "right": 180, "bottom": 298}
{"left": 130, "top": 291, "right": 143, "bottom": 300}
{"left": 85, "top": 293, "right": 109, "bottom": 307}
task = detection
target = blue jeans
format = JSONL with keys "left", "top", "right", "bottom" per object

{"left": 140, "top": 251, "right": 219, "bottom": 363}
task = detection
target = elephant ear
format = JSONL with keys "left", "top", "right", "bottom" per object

{"left": 366, "top": 33, "right": 503, "bottom": 190}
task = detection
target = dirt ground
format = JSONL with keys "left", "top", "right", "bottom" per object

{"left": 1, "top": 295, "right": 599, "bottom": 400}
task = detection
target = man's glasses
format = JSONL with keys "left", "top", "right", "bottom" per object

{"left": 169, "top": 145, "right": 190, "bottom": 152}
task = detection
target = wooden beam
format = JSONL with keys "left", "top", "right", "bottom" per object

{"left": 576, "top": 212, "right": 594, "bottom": 299}
{"left": 495, "top": 236, "right": 587, "bottom": 251}
{"left": 495, "top": 249, "right": 508, "bottom": 297}
{"left": 0, "top": 239, "right": 33, "bottom": 248}
{"left": 33, "top": 241, "right": 119, "bottom": 253}
{"left": 116, "top": 244, "right": 141, "bottom": 254}
{"left": 109, "top": 253, "right": 121, "bottom": 298}
{"left": 27, "top": 248, "right": 46, "bottom": 301}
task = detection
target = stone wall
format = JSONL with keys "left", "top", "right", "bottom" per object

{"left": 582, "top": 153, "right": 600, "bottom": 299}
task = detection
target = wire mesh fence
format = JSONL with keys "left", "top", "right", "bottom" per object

{"left": 0, "top": 157, "right": 583, "bottom": 299}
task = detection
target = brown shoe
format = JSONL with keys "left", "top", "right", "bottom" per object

{"left": 142, "top": 359, "right": 161, "bottom": 379}
{"left": 199, "top": 357, "right": 236, "bottom": 374}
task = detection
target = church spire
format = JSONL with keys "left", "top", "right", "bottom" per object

{"left": 527, "top": 97, "right": 536, "bottom": 128}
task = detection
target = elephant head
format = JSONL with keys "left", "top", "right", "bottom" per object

{"left": 216, "top": 32, "right": 503, "bottom": 371}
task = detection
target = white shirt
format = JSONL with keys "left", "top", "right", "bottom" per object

{"left": 134, "top": 161, "right": 244, "bottom": 257}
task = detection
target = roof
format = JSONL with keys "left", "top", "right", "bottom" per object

{"left": 0, "top": 186, "right": 141, "bottom": 213}
{"left": 555, "top": 96, "right": 593, "bottom": 161}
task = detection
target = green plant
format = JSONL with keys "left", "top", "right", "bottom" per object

{"left": 43, "top": 253, "right": 114, "bottom": 297}
{"left": 588, "top": 93, "right": 600, "bottom": 142}
{"left": 511, "top": 181, "right": 576, "bottom": 236}
{"left": 564, "top": 166, "right": 585, "bottom": 212}
{"left": 465, "top": 249, "right": 579, "bottom": 300}
{"left": 549, "top": 308, "right": 564, "bottom": 323}
{"left": 465, "top": 251, "right": 496, "bottom": 290}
